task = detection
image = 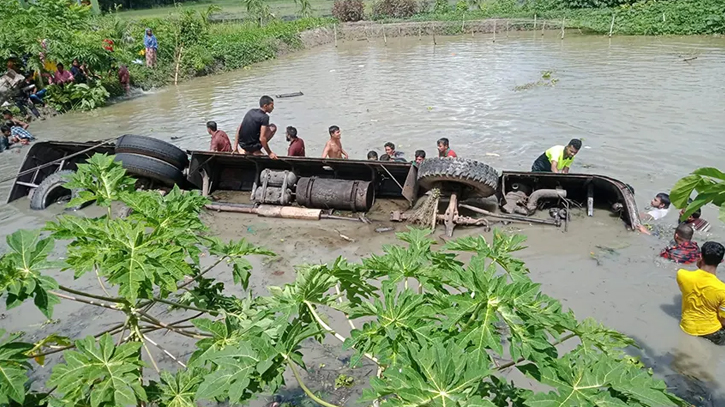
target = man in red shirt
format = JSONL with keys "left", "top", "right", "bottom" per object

{"left": 286, "top": 126, "right": 305, "bottom": 157}
{"left": 661, "top": 223, "right": 700, "bottom": 264}
{"left": 437, "top": 138, "right": 457, "bottom": 158}
{"left": 207, "top": 121, "right": 232, "bottom": 152}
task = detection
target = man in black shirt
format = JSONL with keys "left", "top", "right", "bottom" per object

{"left": 233, "top": 95, "right": 277, "bottom": 159}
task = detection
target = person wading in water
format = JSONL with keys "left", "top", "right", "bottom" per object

{"left": 233, "top": 95, "right": 278, "bottom": 159}
{"left": 531, "top": 139, "right": 582, "bottom": 173}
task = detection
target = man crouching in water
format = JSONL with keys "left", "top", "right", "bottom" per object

{"left": 233, "top": 95, "right": 278, "bottom": 159}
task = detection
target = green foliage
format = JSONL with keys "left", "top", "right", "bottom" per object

{"left": 334, "top": 374, "right": 354, "bottom": 389}
{"left": 0, "top": 330, "right": 33, "bottom": 405}
{"left": 0, "top": 230, "right": 60, "bottom": 319}
{"left": 0, "top": 154, "right": 688, "bottom": 407}
{"left": 372, "top": 0, "right": 419, "bottom": 19}
{"left": 45, "top": 82, "right": 111, "bottom": 112}
{"left": 48, "top": 334, "right": 146, "bottom": 407}
{"left": 671, "top": 167, "right": 725, "bottom": 223}
{"left": 332, "top": 0, "right": 366, "bottom": 22}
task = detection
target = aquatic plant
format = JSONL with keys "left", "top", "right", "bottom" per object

{"left": 0, "top": 154, "right": 688, "bottom": 407}
{"left": 671, "top": 167, "right": 725, "bottom": 223}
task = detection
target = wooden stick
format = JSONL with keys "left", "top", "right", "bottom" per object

{"left": 542, "top": 20, "right": 546, "bottom": 35}
{"left": 383, "top": 25, "right": 387, "bottom": 45}
{"left": 493, "top": 19, "right": 496, "bottom": 42}
{"left": 533, "top": 14, "right": 537, "bottom": 30}
{"left": 561, "top": 18, "right": 565, "bottom": 40}
{"left": 609, "top": 14, "right": 615, "bottom": 37}
{"left": 334, "top": 23, "right": 338, "bottom": 47}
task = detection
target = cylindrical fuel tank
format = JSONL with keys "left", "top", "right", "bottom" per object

{"left": 259, "top": 169, "right": 297, "bottom": 188}
{"left": 296, "top": 177, "right": 374, "bottom": 212}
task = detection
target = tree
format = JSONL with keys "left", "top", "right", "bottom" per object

{"left": 670, "top": 167, "right": 725, "bottom": 222}
{"left": 0, "top": 154, "right": 688, "bottom": 406}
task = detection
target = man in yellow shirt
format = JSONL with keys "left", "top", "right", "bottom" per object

{"left": 676, "top": 241, "right": 725, "bottom": 345}
{"left": 531, "top": 139, "right": 582, "bottom": 173}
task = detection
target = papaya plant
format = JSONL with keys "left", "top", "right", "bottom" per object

{"left": 0, "top": 154, "right": 688, "bottom": 406}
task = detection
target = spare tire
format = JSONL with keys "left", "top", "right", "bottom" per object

{"left": 30, "top": 170, "right": 90, "bottom": 211}
{"left": 114, "top": 153, "right": 185, "bottom": 187}
{"left": 116, "top": 134, "right": 188, "bottom": 170}
{"left": 417, "top": 158, "right": 500, "bottom": 198}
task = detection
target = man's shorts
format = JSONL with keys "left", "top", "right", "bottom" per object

{"left": 241, "top": 142, "right": 262, "bottom": 154}
{"left": 702, "top": 328, "right": 725, "bottom": 345}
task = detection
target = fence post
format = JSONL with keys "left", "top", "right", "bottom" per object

{"left": 560, "top": 18, "right": 565, "bottom": 40}
{"left": 608, "top": 15, "right": 615, "bottom": 37}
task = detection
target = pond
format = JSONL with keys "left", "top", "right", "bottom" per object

{"left": 2, "top": 31, "right": 725, "bottom": 405}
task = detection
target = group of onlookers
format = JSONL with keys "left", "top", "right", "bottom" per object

{"left": 207, "top": 95, "right": 460, "bottom": 166}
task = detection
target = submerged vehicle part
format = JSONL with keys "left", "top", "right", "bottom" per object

{"left": 296, "top": 177, "right": 374, "bottom": 212}
{"left": 417, "top": 157, "right": 499, "bottom": 198}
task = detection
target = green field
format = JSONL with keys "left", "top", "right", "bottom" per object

{"left": 116, "top": 0, "right": 338, "bottom": 20}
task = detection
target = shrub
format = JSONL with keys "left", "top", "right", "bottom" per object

{"left": 332, "top": 0, "right": 366, "bottom": 22}
{"left": 433, "top": 0, "right": 451, "bottom": 13}
{"left": 372, "top": 0, "right": 418, "bottom": 19}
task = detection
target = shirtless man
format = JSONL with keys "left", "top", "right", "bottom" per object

{"left": 322, "top": 125, "right": 348, "bottom": 159}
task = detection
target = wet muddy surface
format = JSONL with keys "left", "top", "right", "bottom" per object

{"left": 2, "top": 32, "right": 725, "bottom": 405}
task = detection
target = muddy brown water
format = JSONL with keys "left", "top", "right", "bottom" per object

{"left": 2, "top": 32, "right": 725, "bottom": 405}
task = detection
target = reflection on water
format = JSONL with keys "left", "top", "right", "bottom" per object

{"left": 2, "top": 32, "right": 725, "bottom": 403}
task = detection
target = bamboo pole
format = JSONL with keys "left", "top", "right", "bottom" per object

{"left": 542, "top": 20, "right": 546, "bottom": 35}
{"left": 418, "top": 23, "right": 422, "bottom": 40}
{"left": 506, "top": 20, "right": 509, "bottom": 38}
{"left": 334, "top": 23, "right": 338, "bottom": 47}
{"left": 493, "top": 19, "right": 496, "bottom": 42}
{"left": 383, "top": 25, "right": 387, "bottom": 45}
{"left": 533, "top": 14, "right": 537, "bottom": 30}
{"left": 609, "top": 15, "right": 615, "bottom": 37}
{"left": 560, "top": 18, "right": 565, "bottom": 40}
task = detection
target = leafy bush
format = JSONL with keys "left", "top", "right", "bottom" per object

{"left": 332, "top": 0, "right": 366, "bottom": 22}
{"left": 45, "top": 82, "right": 111, "bottom": 112}
{"left": 560, "top": 0, "right": 632, "bottom": 9}
{"left": 433, "top": 0, "right": 451, "bottom": 13}
{"left": 372, "top": 0, "right": 419, "bottom": 19}
{"left": 0, "top": 154, "right": 690, "bottom": 407}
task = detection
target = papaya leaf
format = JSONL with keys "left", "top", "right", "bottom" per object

{"left": 0, "top": 230, "right": 59, "bottom": 318}
{"left": 692, "top": 167, "right": 725, "bottom": 181}
{"left": 63, "top": 154, "right": 136, "bottom": 208}
{"left": 48, "top": 334, "right": 146, "bottom": 407}
{"left": 0, "top": 330, "right": 33, "bottom": 405}
{"left": 149, "top": 369, "right": 203, "bottom": 407}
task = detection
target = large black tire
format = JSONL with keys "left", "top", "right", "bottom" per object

{"left": 114, "top": 153, "right": 185, "bottom": 187}
{"left": 116, "top": 134, "right": 189, "bottom": 170}
{"left": 30, "top": 170, "right": 89, "bottom": 211}
{"left": 417, "top": 158, "right": 500, "bottom": 198}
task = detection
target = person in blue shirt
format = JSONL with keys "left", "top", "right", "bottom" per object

{"left": 144, "top": 28, "right": 158, "bottom": 68}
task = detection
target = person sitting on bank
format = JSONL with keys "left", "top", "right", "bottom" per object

{"left": 680, "top": 202, "right": 711, "bottom": 233}
{"left": 437, "top": 138, "right": 457, "bottom": 158}
{"left": 286, "top": 126, "right": 305, "bottom": 157}
{"left": 384, "top": 142, "right": 405, "bottom": 162}
{"left": 643, "top": 193, "right": 670, "bottom": 221}
{"left": 207, "top": 121, "right": 231, "bottom": 152}
{"left": 49, "top": 63, "right": 74, "bottom": 86}
{"left": 677, "top": 241, "right": 725, "bottom": 345}
{"left": 233, "top": 95, "right": 278, "bottom": 159}
{"left": 414, "top": 150, "right": 426, "bottom": 166}
{"left": 531, "top": 139, "right": 581, "bottom": 173}
{"left": 661, "top": 223, "right": 700, "bottom": 264}
{"left": 2, "top": 110, "right": 28, "bottom": 129}
{"left": 367, "top": 151, "right": 378, "bottom": 160}
{"left": 1, "top": 125, "right": 35, "bottom": 146}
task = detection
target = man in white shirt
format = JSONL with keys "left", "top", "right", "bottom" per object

{"left": 645, "top": 193, "right": 671, "bottom": 220}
